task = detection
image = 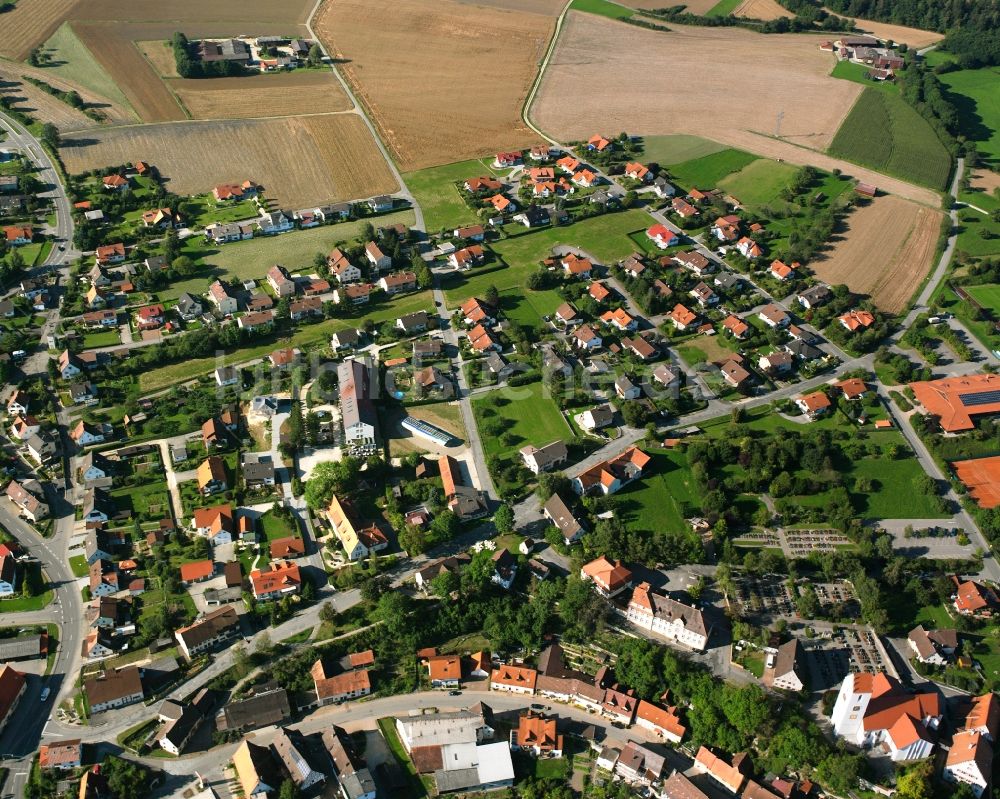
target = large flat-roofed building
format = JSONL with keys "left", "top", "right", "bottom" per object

{"left": 910, "top": 373, "right": 1000, "bottom": 432}
{"left": 339, "top": 359, "right": 379, "bottom": 455}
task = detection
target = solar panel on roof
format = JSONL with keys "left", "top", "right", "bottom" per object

{"left": 959, "top": 390, "right": 1000, "bottom": 407}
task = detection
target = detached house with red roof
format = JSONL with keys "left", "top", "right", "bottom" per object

{"left": 587, "top": 134, "right": 612, "bottom": 152}
{"left": 573, "top": 447, "right": 650, "bottom": 496}
{"left": 944, "top": 730, "right": 992, "bottom": 797}
{"left": 251, "top": 560, "right": 301, "bottom": 601}
{"left": 646, "top": 224, "right": 679, "bottom": 250}
{"left": 491, "top": 664, "right": 537, "bottom": 695}
{"left": 953, "top": 576, "right": 999, "bottom": 617}
{"left": 831, "top": 672, "right": 941, "bottom": 760}
{"left": 839, "top": 309, "right": 876, "bottom": 332}
{"left": 493, "top": 151, "right": 522, "bottom": 168}
{"left": 624, "top": 162, "right": 651, "bottom": 182}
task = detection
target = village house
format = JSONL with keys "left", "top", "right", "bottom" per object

{"left": 646, "top": 224, "right": 679, "bottom": 250}
{"left": 770, "top": 260, "right": 796, "bottom": 281}
{"left": 511, "top": 711, "right": 563, "bottom": 757}
{"left": 379, "top": 271, "right": 418, "bottom": 294}
{"left": 581, "top": 556, "right": 632, "bottom": 598}
{"left": 573, "top": 447, "right": 650, "bottom": 496}
{"left": 758, "top": 304, "right": 790, "bottom": 329}
{"left": 670, "top": 303, "right": 698, "bottom": 331}
{"left": 250, "top": 560, "right": 302, "bottom": 601}
{"left": 175, "top": 606, "right": 239, "bottom": 660}
{"left": 491, "top": 664, "right": 537, "bottom": 695}
{"left": 84, "top": 666, "right": 144, "bottom": 713}
{"left": 266, "top": 265, "right": 296, "bottom": 297}
{"left": 839, "top": 309, "right": 876, "bottom": 332}
{"left": 543, "top": 493, "right": 586, "bottom": 545}
{"left": 95, "top": 242, "right": 126, "bottom": 265}
{"left": 796, "top": 391, "right": 832, "bottom": 418}
{"left": 721, "top": 357, "right": 752, "bottom": 389}
{"left": 209, "top": 280, "right": 239, "bottom": 315}
{"left": 764, "top": 639, "right": 806, "bottom": 692}
{"left": 520, "top": 440, "right": 569, "bottom": 475}
{"left": 562, "top": 253, "right": 592, "bottom": 279}
{"left": 907, "top": 625, "right": 958, "bottom": 666}
{"left": 798, "top": 284, "right": 831, "bottom": 309}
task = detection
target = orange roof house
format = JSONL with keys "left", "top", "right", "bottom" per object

{"left": 635, "top": 700, "right": 686, "bottom": 743}
{"left": 269, "top": 536, "right": 306, "bottom": 559}
{"left": 836, "top": 378, "right": 868, "bottom": 399}
{"left": 722, "top": 315, "right": 749, "bottom": 339}
{"left": 910, "top": 373, "right": 1000, "bottom": 433}
{"left": 589, "top": 281, "right": 611, "bottom": 302}
{"left": 770, "top": 260, "right": 795, "bottom": 280}
{"left": 670, "top": 303, "right": 698, "bottom": 330}
{"left": 491, "top": 664, "right": 537, "bottom": 693}
{"left": 839, "top": 309, "right": 876, "bottom": 332}
{"left": 515, "top": 711, "right": 563, "bottom": 755}
{"left": 796, "top": 391, "right": 831, "bottom": 416}
{"left": 625, "top": 162, "right": 650, "bottom": 181}
{"left": 426, "top": 655, "right": 462, "bottom": 686}
{"left": 180, "top": 560, "right": 214, "bottom": 583}
{"left": 581, "top": 556, "right": 632, "bottom": 597}
{"left": 250, "top": 560, "right": 301, "bottom": 600}
{"left": 588, "top": 134, "right": 612, "bottom": 151}
{"left": 489, "top": 194, "right": 512, "bottom": 212}
{"left": 694, "top": 746, "right": 749, "bottom": 794}
{"left": 952, "top": 576, "right": 999, "bottom": 616}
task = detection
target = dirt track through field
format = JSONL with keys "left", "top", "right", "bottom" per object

{"left": 170, "top": 72, "right": 353, "bottom": 120}
{"left": 315, "top": 0, "right": 556, "bottom": 171}
{"left": 60, "top": 114, "right": 398, "bottom": 208}
{"left": 810, "top": 196, "right": 942, "bottom": 313}
{"left": 733, "top": 0, "right": 789, "bottom": 20}
{"left": 531, "top": 12, "right": 940, "bottom": 207}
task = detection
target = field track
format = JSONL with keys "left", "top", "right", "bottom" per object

{"left": 810, "top": 196, "right": 942, "bottom": 313}
{"left": 315, "top": 0, "right": 556, "bottom": 171}
{"left": 60, "top": 114, "right": 398, "bottom": 208}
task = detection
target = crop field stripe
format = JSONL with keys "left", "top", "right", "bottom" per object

{"left": 706, "top": 0, "right": 743, "bottom": 17}
{"left": 829, "top": 87, "right": 951, "bottom": 190}
{"left": 569, "top": 0, "right": 635, "bottom": 19}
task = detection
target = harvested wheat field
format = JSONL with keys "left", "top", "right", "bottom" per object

{"left": 0, "top": 66, "right": 97, "bottom": 132}
{"left": 821, "top": 8, "right": 943, "bottom": 48}
{"left": 67, "top": 0, "right": 313, "bottom": 24}
{"left": 60, "top": 114, "right": 397, "bottom": 208}
{"left": 315, "top": 0, "right": 555, "bottom": 171}
{"left": 733, "top": 0, "right": 789, "bottom": 20}
{"left": 0, "top": 0, "right": 80, "bottom": 60}
{"left": 456, "top": 0, "right": 564, "bottom": 12}
{"left": 0, "top": 59, "right": 133, "bottom": 127}
{"left": 137, "top": 40, "right": 180, "bottom": 78}
{"left": 534, "top": 14, "right": 860, "bottom": 153}
{"left": 170, "top": 73, "right": 352, "bottom": 120}
{"left": 811, "top": 196, "right": 942, "bottom": 313}
{"left": 72, "top": 23, "right": 185, "bottom": 122}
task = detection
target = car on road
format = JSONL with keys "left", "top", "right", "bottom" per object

{"left": 448, "top": 690, "right": 462, "bottom": 696}
{"left": 40, "top": 687, "right": 50, "bottom": 702}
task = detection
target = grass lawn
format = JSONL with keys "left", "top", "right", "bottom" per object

{"left": 405, "top": 402, "right": 467, "bottom": 441}
{"left": 667, "top": 149, "right": 759, "bottom": 191}
{"left": 639, "top": 134, "right": 727, "bottom": 166}
{"left": 110, "top": 482, "right": 172, "bottom": 522}
{"left": 444, "top": 210, "right": 651, "bottom": 304}
{"left": 829, "top": 87, "right": 951, "bottom": 190}
{"left": 830, "top": 60, "right": 901, "bottom": 93}
{"left": 706, "top": 0, "right": 743, "bottom": 16}
{"left": 498, "top": 287, "right": 564, "bottom": 328}
{"left": 139, "top": 290, "right": 433, "bottom": 391}
{"left": 718, "top": 159, "right": 801, "bottom": 210}
{"left": 159, "top": 210, "right": 416, "bottom": 302}
{"left": 472, "top": 380, "right": 572, "bottom": 459}
{"left": 39, "top": 23, "right": 135, "bottom": 114}
{"left": 938, "top": 66, "right": 1000, "bottom": 166}
{"left": 616, "top": 449, "right": 700, "bottom": 535}
{"left": 965, "top": 284, "right": 1000, "bottom": 315}
{"left": 570, "top": 0, "right": 634, "bottom": 18}
{"left": 438, "top": 631, "right": 490, "bottom": 655}
{"left": 956, "top": 207, "right": 1000, "bottom": 258}
{"left": 260, "top": 509, "right": 298, "bottom": 541}
{"left": 69, "top": 555, "right": 89, "bottom": 578}
{"left": 850, "top": 455, "right": 950, "bottom": 519}
{"left": 0, "top": 589, "right": 54, "bottom": 612}
{"left": 402, "top": 159, "right": 506, "bottom": 233}
{"left": 82, "top": 330, "right": 121, "bottom": 348}
{"left": 534, "top": 757, "right": 570, "bottom": 780}
{"left": 677, "top": 334, "right": 736, "bottom": 366}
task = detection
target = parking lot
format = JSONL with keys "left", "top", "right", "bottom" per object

{"left": 804, "top": 625, "right": 896, "bottom": 691}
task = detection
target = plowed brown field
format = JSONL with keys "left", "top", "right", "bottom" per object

{"left": 0, "top": 0, "right": 80, "bottom": 60}
{"left": 810, "top": 196, "right": 942, "bottom": 313}
{"left": 315, "top": 0, "right": 556, "bottom": 171}
{"left": 170, "top": 73, "right": 352, "bottom": 120}
{"left": 72, "top": 23, "right": 185, "bottom": 122}
{"left": 59, "top": 114, "right": 398, "bottom": 208}
{"left": 733, "top": 0, "right": 789, "bottom": 20}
